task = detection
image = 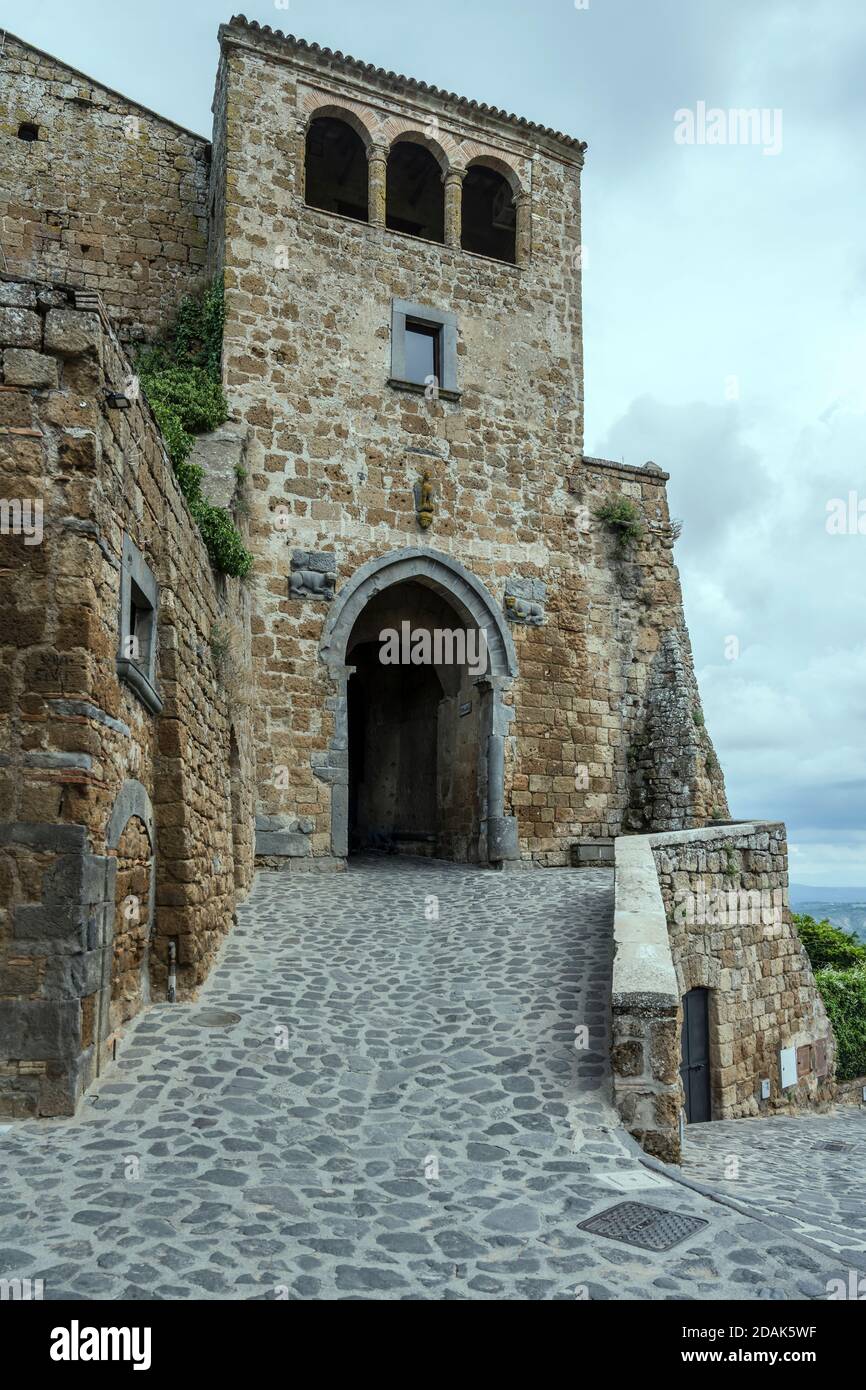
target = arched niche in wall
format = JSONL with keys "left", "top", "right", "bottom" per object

{"left": 386, "top": 139, "right": 446, "bottom": 244}
{"left": 461, "top": 160, "right": 519, "bottom": 264}
{"left": 305, "top": 112, "right": 370, "bottom": 222}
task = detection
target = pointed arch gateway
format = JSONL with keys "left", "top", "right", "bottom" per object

{"left": 319, "top": 548, "right": 519, "bottom": 865}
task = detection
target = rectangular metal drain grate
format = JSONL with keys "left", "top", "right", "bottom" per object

{"left": 813, "top": 1140, "right": 851, "bottom": 1153}
{"left": 578, "top": 1201, "right": 708, "bottom": 1252}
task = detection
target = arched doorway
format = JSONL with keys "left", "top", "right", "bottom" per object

{"left": 346, "top": 581, "right": 486, "bottom": 858}
{"left": 319, "top": 549, "right": 519, "bottom": 866}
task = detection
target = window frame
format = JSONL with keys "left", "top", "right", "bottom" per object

{"left": 388, "top": 299, "right": 460, "bottom": 401}
{"left": 116, "top": 535, "right": 163, "bottom": 715}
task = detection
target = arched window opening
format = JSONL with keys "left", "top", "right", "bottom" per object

{"left": 386, "top": 141, "right": 445, "bottom": 244}
{"left": 305, "top": 116, "right": 369, "bottom": 222}
{"left": 461, "top": 165, "right": 517, "bottom": 264}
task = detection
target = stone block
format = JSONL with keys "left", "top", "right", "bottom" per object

{"left": 612, "top": 1039, "right": 644, "bottom": 1077}
{"left": 0, "top": 999, "right": 80, "bottom": 1060}
{"left": 187, "top": 423, "right": 248, "bottom": 508}
{"left": 0, "top": 307, "right": 42, "bottom": 349}
{"left": 43, "top": 309, "right": 101, "bottom": 358}
{"left": 2, "top": 348, "right": 59, "bottom": 388}
{"left": 0, "top": 282, "right": 38, "bottom": 309}
{"left": 255, "top": 830, "right": 310, "bottom": 857}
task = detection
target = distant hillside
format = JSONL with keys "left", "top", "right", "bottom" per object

{"left": 791, "top": 885, "right": 866, "bottom": 944}
{"left": 790, "top": 885, "right": 866, "bottom": 906}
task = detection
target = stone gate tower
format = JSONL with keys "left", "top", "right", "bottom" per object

{"left": 212, "top": 17, "right": 727, "bottom": 869}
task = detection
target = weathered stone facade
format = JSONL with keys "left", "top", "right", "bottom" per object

{"left": 0, "top": 19, "right": 740, "bottom": 1115}
{"left": 212, "top": 17, "right": 728, "bottom": 868}
{"left": 0, "top": 31, "right": 209, "bottom": 344}
{"left": 0, "top": 275, "right": 254, "bottom": 1116}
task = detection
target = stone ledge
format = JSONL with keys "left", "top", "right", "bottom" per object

{"left": 581, "top": 455, "right": 671, "bottom": 483}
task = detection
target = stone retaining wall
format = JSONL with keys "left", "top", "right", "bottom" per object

{"left": 612, "top": 822, "right": 836, "bottom": 1162}
{"left": 0, "top": 272, "right": 254, "bottom": 1116}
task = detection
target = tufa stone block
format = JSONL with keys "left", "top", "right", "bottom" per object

{"left": 2, "top": 348, "right": 59, "bottom": 388}
{"left": 43, "top": 309, "right": 101, "bottom": 358}
{"left": 0, "top": 307, "right": 42, "bottom": 349}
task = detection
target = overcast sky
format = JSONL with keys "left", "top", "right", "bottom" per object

{"left": 5, "top": 0, "right": 864, "bottom": 886}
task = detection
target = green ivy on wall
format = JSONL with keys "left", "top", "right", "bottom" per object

{"left": 137, "top": 278, "right": 253, "bottom": 579}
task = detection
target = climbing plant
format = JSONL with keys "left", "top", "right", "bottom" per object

{"left": 137, "top": 278, "right": 253, "bottom": 579}
{"left": 595, "top": 497, "right": 643, "bottom": 551}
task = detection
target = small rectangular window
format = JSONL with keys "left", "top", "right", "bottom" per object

{"left": 389, "top": 299, "right": 460, "bottom": 401}
{"left": 404, "top": 321, "right": 440, "bottom": 387}
{"left": 117, "top": 536, "right": 162, "bottom": 714}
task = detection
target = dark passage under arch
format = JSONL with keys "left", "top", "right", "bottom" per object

{"left": 386, "top": 141, "right": 445, "bottom": 243}
{"left": 305, "top": 115, "right": 369, "bottom": 222}
{"left": 461, "top": 164, "right": 516, "bottom": 263}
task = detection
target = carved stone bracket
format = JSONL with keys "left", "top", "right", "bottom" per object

{"left": 504, "top": 576, "right": 545, "bottom": 626}
{"left": 289, "top": 550, "right": 337, "bottom": 601}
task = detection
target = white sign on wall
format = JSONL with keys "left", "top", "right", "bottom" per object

{"left": 779, "top": 1046, "right": 797, "bottom": 1090}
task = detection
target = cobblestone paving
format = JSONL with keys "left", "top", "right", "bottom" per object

{"left": 681, "top": 1109, "right": 866, "bottom": 1268}
{"left": 0, "top": 859, "right": 853, "bottom": 1299}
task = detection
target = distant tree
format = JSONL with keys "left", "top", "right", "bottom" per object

{"left": 793, "top": 913, "right": 866, "bottom": 970}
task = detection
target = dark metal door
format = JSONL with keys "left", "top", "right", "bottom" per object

{"left": 680, "top": 988, "right": 711, "bottom": 1123}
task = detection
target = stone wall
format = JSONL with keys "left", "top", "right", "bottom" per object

{"left": 611, "top": 823, "right": 836, "bottom": 1163}
{"left": 611, "top": 832, "right": 682, "bottom": 1162}
{"left": 0, "top": 31, "right": 210, "bottom": 345}
{"left": 213, "top": 18, "right": 728, "bottom": 868}
{"left": 654, "top": 822, "right": 836, "bottom": 1118}
{"left": 0, "top": 273, "right": 254, "bottom": 1117}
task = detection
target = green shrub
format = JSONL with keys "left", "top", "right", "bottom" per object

{"left": 794, "top": 913, "right": 866, "bottom": 970}
{"left": 192, "top": 498, "right": 253, "bottom": 579}
{"left": 814, "top": 964, "right": 866, "bottom": 1080}
{"left": 595, "top": 497, "right": 643, "bottom": 550}
{"left": 172, "top": 277, "right": 226, "bottom": 378}
{"left": 137, "top": 277, "right": 252, "bottom": 579}
{"left": 143, "top": 365, "right": 227, "bottom": 436}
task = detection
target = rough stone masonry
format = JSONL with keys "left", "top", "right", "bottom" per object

{"left": 0, "top": 16, "right": 833, "bottom": 1135}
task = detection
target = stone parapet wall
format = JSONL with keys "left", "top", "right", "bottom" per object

{"left": 612, "top": 822, "right": 836, "bottom": 1163}
{"left": 0, "top": 31, "right": 210, "bottom": 344}
{"left": 611, "top": 833, "right": 682, "bottom": 1162}
{"left": 0, "top": 272, "right": 254, "bottom": 1117}
{"left": 654, "top": 822, "right": 836, "bottom": 1117}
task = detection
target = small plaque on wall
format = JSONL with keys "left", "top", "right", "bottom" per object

{"left": 779, "top": 1046, "right": 797, "bottom": 1089}
{"left": 459, "top": 701, "right": 472, "bottom": 717}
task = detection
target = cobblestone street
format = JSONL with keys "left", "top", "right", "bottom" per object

{"left": 0, "top": 860, "right": 859, "bottom": 1300}
{"left": 680, "top": 1110, "right": 866, "bottom": 1270}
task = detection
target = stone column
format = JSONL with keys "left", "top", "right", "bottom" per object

{"left": 514, "top": 191, "right": 532, "bottom": 267}
{"left": 443, "top": 167, "right": 466, "bottom": 249}
{"left": 367, "top": 144, "right": 388, "bottom": 227}
{"left": 475, "top": 674, "right": 519, "bottom": 864}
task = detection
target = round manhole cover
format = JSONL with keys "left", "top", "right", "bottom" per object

{"left": 190, "top": 1009, "right": 241, "bottom": 1028}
